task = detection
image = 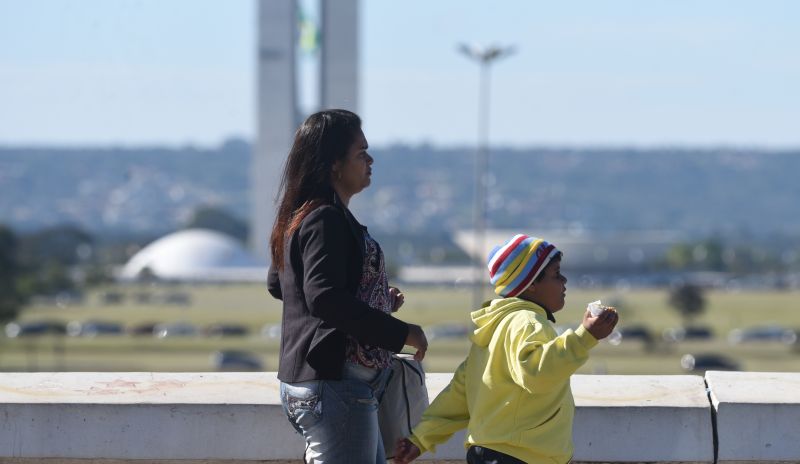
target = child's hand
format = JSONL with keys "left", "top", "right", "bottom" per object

{"left": 582, "top": 308, "right": 619, "bottom": 340}
{"left": 393, "top": 438, "right": 421, "bottom": 463}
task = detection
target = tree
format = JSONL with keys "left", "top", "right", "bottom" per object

{"left": 0, "top": 225, "right": 22, "bottom": 322}
{"left": 184, "top": 206, "right": 248, "bottom": 243}
{"left": 14, "top": 225, "right": 90, "bottom": 298}
{"left": 16, "top": 224, "right": 93, "bottom": 267}
{"left": 665, "top": 244, "right": 693, "bottom": 270}
{"left": 668, "top": 283, "right": 706, "bottom": 325}
{"left": 664, "top": 239, "right": 724, "bottom": 271}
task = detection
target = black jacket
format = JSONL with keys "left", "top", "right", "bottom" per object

{"left": 267, "top": 199, "right": 409, "bottom": 382}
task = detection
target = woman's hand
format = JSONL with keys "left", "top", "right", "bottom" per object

{"left": 405, "top": 324, "right": 428, "bottom": 361}
{"left": 389, "top": 287, "right": 404, "bottom": 312}
{"left": 393, "top": 438, "right": 421, "bottom": 463}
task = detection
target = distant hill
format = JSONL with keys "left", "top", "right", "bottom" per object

{"left": 0, "top": 140, "right": 250, "bottom": 235}
{"left": 2, "top": 142, "right": 799, "bottom": 244}
{"left": 355, "top": 145, "right": 800, "bottom": 239}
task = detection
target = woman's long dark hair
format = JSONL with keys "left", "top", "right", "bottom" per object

{"left": 270, "top": 109, "right": 362, "bottom": 268}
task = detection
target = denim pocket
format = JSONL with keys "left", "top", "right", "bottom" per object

{"left": 324, "top": 377, "right": 379, "bottom": 411}
{"left": 282, "top": 382, "right": 323, "bottom": 429}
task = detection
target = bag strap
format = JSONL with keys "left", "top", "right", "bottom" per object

{"left": 392, "top": 355, "right": 426, "bottom": 433}
{"left": 399, "top": 359, "right": 413, "bottom": 433}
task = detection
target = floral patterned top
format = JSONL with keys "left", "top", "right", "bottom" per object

{"left": 345, "top": 227, "right": 394, "bottom": 369}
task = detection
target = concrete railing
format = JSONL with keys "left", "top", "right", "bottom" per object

{"left": 0, "top": 371, "right": 797, "bottom": 463}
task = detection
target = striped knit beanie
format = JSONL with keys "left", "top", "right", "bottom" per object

{"left": 487, "top": 234, "right": 561, "bottom": 298}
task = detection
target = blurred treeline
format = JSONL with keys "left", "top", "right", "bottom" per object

{"left": 1, "top": 216, "right": 797, "bottom": 324}
{"left": 0, "top": 205, "right": 251, "bottom": 322}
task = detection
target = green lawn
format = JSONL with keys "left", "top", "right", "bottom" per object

{"left": 3, "top": 284, "right": 799, "bottom": 374}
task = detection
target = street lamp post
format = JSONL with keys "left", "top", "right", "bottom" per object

{"left": 458, "top": 43, "right": 515, "bottom": 310}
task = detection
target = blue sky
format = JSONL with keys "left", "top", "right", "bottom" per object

{"left": 1, "top": 0, "right": 798, "bottom": 148}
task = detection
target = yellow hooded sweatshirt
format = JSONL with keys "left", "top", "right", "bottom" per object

{"left": 409, "top": 297, "right": 598, "bottom": 463}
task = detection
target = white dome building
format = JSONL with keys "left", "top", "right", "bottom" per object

{"left": 119, "top": 229, "right": 267, "bottom": 282}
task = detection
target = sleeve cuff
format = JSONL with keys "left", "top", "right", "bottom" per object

{"left": 409, "top": 435, "right": 430, "bottom": 454}
{"left": 574, "top": 324, "right": 599, "bottom": 350}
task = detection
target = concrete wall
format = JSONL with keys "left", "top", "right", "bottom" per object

{"left": 0, "top": 371, "right": 797, "bottom": 463}
{"left": 572, "top": 375, "right": 713, "bottom": 463}
{"left": 707, "top": 371, "right": 800, "bottom": 463}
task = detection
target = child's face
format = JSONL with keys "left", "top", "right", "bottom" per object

{"left": 525, "top": 258, "right": 567, "bottom": 313}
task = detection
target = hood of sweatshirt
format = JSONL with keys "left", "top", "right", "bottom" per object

{"left": 470, "top": 297, "right": 549, "bottom": 347}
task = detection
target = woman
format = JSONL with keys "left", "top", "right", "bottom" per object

{"left": 267, "top": 109, "right": 428, "bottom": 463}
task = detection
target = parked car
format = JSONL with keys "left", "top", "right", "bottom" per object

{"left": 100, "top": 291, "right": 125, "bottom": 305}
{"left": 205, "top": 323, "right": 249, "bottom": 337}
{"left": 211, "top": 350, "right": 263, "bottom": 371}
{"left": 728, "top": 325, "right": 797, "bottom": 345}
{"left": 127, "top": 322, "right": 160, "bottom": 336}
{"left": 662, "top": 326, "right": 714, "bottom": 343}
{"left": 66, "top": 320, "right": 124, "bottom": 337}
{"left": 4, "top": 321, "right": 67, "bottom": 338}
{"left": 134, "top": 292, "right": 155, "bottom": 304}
{"left": 163, "top": 292, "right": 191, "bottom": 306}
{"left": 684, "top": 326, "right": 714, "bottom": 340}
{"left": 154, "top": 322, "right": 198, "bottom": 338}
{"left": 680, "top": 353, "right": 739, "bottom": 372}
{"left": 618, "top": 325, "right": 655, "bottom": 345}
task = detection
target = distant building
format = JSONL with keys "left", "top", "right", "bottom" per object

{"left": 250, "top": 0, "right": 297, "bottom": 266}
{"left": 454, "top": 229, "right": 685, "bottom": 272}
{"left": 393, "top": 229, "right": 684, "bottom": 287}
{"left": 250, "top": 0, "right": 359, "bottom": 263}
{"left": 320, "top": 0, "right": 359, "bottom": 110}
{"left": 119, "top": 229, "right": 265, "bottom": 283}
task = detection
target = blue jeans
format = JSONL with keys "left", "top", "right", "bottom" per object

{"left": 280, "top": 362, "right": 390, "bottom": 464}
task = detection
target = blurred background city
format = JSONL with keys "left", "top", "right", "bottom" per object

{"left": 1, "top": 0, "right": 799, "bottom": 375}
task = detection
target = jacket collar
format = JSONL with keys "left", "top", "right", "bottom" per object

{"left": 482, "top": 297, "right": 557, "bottom": 323}
{"left": 514, "top": 298, "right": 556, "bottom": 323}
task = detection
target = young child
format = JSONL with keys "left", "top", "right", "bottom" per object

{"left": 394, "top": 234, "right": 618, "bottom": 464}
